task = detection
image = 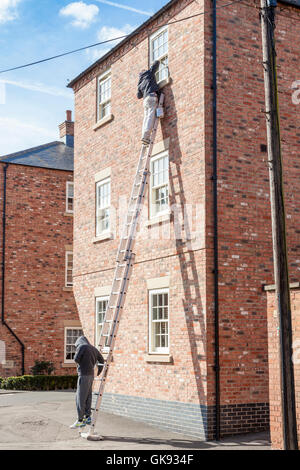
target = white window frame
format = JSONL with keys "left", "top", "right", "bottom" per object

{"left": 66, "top": 181, "right": 74, "bottom": 214}
{"left": 149, "top": 26, "right": 169, "bottom": 84}
{"left": 64, "top": 327, "right": 83, "bottom": 363}
{"left": 148, "top": 288, "right": 169, "bottom": 354}
{"left": 96, "top": 177, "right": 111, "bottom": 236}
{"left": 65, "top": 251, "right": 73, "bottom": 287}
{"left": 149, "top": 151, "right": 169, "bottom": 219}
{"left": 95, "top": 296, "right": 110, "bottom": 352}
{"left": 97, "top": 70, "right": 111, "bottom": 122}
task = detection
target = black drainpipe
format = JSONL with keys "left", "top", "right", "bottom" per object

{"left": 212, "top": 0, "right": 220, "bottom": 441}
{"left": 1, "top": 163, "right": 25, "bottom": 375}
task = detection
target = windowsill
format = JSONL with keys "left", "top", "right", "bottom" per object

{"left": 145, "top": 354, "right": 173, "bottom": 363}
{"left": 263, "top": 281, "right": 299, "bottom": 292}
{"left": 63, "top": 286, "right": 73, "bottom": 292}
{"left": 146, "top": 212, "right": 171, "bottom": 227}
{"left": 64, "top": 211, "right": 73, "bottom": 217}
{"left": 93, "top": 232, "right": 113, "bottom": 243}
{"left": 158, "top": 76, "right": 172, "bottom": 90}
{"left": 93, "top": 114, "right": 114, "bottom": 131}
{"left": 62, "top": 362, "right": 77, "bottom": 368}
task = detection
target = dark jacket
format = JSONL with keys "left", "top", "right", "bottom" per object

{"left": 137, "top": 60, "right": 160, "bottom": 99}
{"left": 74, "top": 336, "right": 104, "bottom": 376}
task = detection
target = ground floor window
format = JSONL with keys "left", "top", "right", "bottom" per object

{"left": 95, "top": 296, "right": 109, "bottom": 351}
{"left": 149, "top": 288, "right": 169, "bottom": 353}
{"left": 64, "top": 327, "right": 83, "bottom": 362}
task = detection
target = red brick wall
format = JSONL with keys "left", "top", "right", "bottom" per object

{"left": 204, "top": 0, "right": 300, "bottom": 410}
{"left": 73, "top": 0, "right": 208, "bottom": 405}
{"left": 72, "top": 0, "right": 300, "bottom": 435}
{"left": 0, "top": 163, "right": 81, "bottom": 377}
{"left": 267, "top": 288, "right": 300, "bottom": 449}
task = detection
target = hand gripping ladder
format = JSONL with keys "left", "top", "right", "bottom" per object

{"left": 81, "top": 93, "right": 164, "bottom": 441}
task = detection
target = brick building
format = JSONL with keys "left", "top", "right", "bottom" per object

{"left": 68, "top": 0, "right": 300, "bottom": 440}
{"left": 266, "top": 285, "right": 300, "bottom": 449}
{"left": 0, "top": 111, "right": 82, "bottom": 378}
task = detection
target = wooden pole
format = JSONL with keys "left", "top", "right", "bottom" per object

{"left": 260, "top": 0, "right": 298, "bottom": 450}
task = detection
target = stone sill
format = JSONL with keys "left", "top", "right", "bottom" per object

{"left": 146, "top": 212, "right": 171, "bottom": 227}
{"left": 61, "top": 363, "right": 77, "bottom": 368}
{"left": 63, "top": 286, "right": 73, "bottom": 292}
{"left": 145, "top": 354, "right": 173, "bottom": 363}
{"left": 93, "top": 232, "right": 113, "bottom": 243}
{"left": 158, "top": 76, "right": 172, "bottom": 90}
{"left": 64, "top": 211, "right": 73, "bottom": 217}
{"left": 263, "top": 281, "right": 300, "bottom": 292}
{"left": 93, "top": 114, "right": 114, "bottom": 131}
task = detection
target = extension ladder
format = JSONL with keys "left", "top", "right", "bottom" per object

{"left": 83, "top": 93, "right": 164, "bottom": 440}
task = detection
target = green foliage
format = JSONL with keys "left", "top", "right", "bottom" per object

{"left": 0, "top": 375, "right": 77, "bottom": 391}
{"left": 30, "top": 360, "right": 55, "bottom": 376}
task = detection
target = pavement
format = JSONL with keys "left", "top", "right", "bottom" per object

{"left": 0, "top": 390, "right": 271, "bottom": 450}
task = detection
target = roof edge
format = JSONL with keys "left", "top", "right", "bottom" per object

{"left": 0, "top": 141, "right": 63, "bottom": 161}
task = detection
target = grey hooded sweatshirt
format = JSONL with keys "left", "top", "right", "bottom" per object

{"left": 74, "top": 336, "right": 104, "bottom": 376}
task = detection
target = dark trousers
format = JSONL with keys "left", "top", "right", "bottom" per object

{"left": 76, "top": 375, "right": 94, "bottom": 421}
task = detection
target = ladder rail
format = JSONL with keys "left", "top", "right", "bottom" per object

{"left": 88, "top": 93, "right": 164, "bottom": 437}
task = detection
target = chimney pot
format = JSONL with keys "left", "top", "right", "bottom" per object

{"left": 66, "top": 110, "right": 72, "bottom": 122}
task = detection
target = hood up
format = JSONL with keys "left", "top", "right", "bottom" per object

{"left": 75, "top": 335, "right": 90, "bottom": 348}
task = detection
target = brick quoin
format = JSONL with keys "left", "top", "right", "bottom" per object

{"left": 0, "top": 162, "right": 80, "bottom": 377}
{"left": 70, "top": 0, "right": 300, "bottom": 439}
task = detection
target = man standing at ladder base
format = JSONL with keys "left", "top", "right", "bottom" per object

{"left": 137, "top": 60, "right": 160, "bottom": 145}
{"left": 70, "top": 336, "right": 104, "bottom": 429}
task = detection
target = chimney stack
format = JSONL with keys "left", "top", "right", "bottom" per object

{"left": 59, "top": 110, "right": 74, "bottom": 147}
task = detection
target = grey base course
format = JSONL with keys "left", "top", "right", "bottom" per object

{"left": 98, "top": 393, "right": 208, "bottom": 440}
{"left": 96, "top": 393, "right": 270, "bottom": 440}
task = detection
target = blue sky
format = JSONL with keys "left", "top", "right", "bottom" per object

{"left": 0, "top": 0, "right": 167, "bottom": 155}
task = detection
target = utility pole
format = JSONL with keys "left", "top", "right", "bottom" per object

{"left": 260, "top": 0, "right": 298, "bottom": 450}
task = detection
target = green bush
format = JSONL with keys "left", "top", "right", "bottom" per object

{"left": 31, "top": 360, "right": 55, "bottom": 376}
{"left": 0, "top": 375, "right": 77, "bottom": 391}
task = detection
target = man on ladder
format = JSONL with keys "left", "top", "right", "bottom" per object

{"left": 137, "top": 59, "right": 161, "bottom": 145}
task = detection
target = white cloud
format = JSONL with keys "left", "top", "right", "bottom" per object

{"left": 0, "top": 117, "right": 57, "bottom": 156}
{"left": 0, "top": 79, "right": 73, "bottom": 99}
{"left": 97, "top": 24, "right": 135, "bottom": 42}
{"left": 87, "top": 23, "right": 135, "bottom": 62}
{"left": 0, "top": 0, "right": 22, "bottom": 24}
{"left": 60, "top": 1, "right": 99, "bottom": 29}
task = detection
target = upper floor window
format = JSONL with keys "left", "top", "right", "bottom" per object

{"left": 66, "top": 181, "right": 74, "bottom": 213}
{"left": 97, "top": 70, "right": 111, "bottom": 121}
{"left": 150, "top": 26, "right": 168, "bottom": 83}
{"left": 96, "top": 177, "right": 111, "bottom": 236}
{"left": 65, "top": 251, "right": 73, "bottom": 287}
{"left": 150, "top": 151, "right": 169, "bottom": 218}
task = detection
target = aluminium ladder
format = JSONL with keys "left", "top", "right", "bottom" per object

{"left": 83, "top": 93, "right": 165, "bottom": 440}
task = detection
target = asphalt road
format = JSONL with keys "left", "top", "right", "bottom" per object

{"left": 0, "top": 390, "right": 271, "bottom": 450}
